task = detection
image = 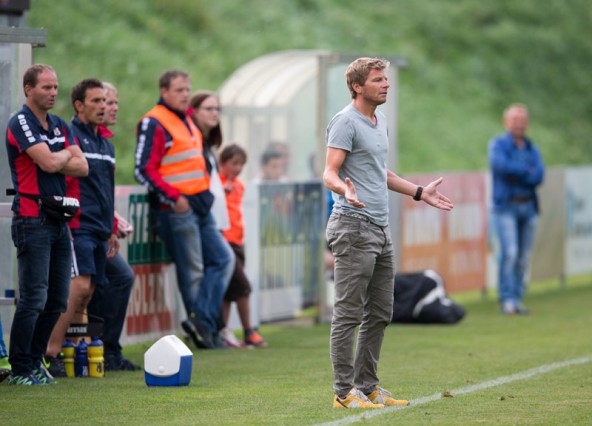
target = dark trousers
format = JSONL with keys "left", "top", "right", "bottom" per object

{"left": 9, "top": 217, "right": 71, "bottom": 375}
{"left": 88, "top": 252, "right": 135, "bottom": 355}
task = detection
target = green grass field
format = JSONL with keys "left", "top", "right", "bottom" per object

{"left": 2, "top": 280, "right": 591, "bottom": 425}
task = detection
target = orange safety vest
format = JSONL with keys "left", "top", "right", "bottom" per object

{"left": 144, "top": 105, "right": 209, "bottom": 195}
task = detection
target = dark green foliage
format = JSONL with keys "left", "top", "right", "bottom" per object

{"left": 28, "top": 0, "right": 592, "bottom": 183}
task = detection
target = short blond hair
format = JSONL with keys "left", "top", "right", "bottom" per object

{"left": 345, "top": 57, "right": 390, "bottom": 99}
{"left": 102, "top": 81, "right": 117, "bottom": 95}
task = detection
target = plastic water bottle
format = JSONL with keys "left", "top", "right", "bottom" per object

{"left": 62, "top": 339, "right": 76, "bottom": 378}
{"left": 88, "top": 336, "right": 104, "bottom": 378}
{"left": 75, "top": 339, "right": 89, "bottom": 377}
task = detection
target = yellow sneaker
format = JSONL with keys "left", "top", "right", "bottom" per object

{"left": 333, "top": 387, "right": 385, "bottom": 409}
{"left": 365, "top": 385, "right": 409, "bottom": 406}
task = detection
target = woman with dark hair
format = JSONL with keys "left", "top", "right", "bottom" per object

{"left": 189, "top": 91, "right": 229, "bottom": 231}
{"left": 188, "top": 91, "right": 236, "bottom": 348}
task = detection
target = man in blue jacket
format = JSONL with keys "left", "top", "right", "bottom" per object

{"left": 489, "top": 103, "right": 545, "bottom": 315}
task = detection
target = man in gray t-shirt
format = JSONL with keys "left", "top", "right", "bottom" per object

{"left": 324, "top": 57, "right": 453, "bottom": 409}
{"left": 327, "top": 103, "right": 390, "bottom": 226}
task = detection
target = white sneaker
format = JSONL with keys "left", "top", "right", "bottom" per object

{"left": 220, "top": 328, "right": 249, "bottom": 348}
{"left": 501, "top": 301, "right": 516, "bottom": 315}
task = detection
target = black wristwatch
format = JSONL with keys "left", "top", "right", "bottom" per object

{"left": 413, "top": 186, "right": 423, "bottom": 201}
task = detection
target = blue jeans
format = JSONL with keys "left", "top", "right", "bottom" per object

{"left": 493, "top": 201, "right": 538, "bottom": 307}
{"left": 153, "top": 209, "right": 234, "bottom": 334}
{"left": 195, "top": 213, "right": 235, "bottom": 333}
{"left": 88, "top": 252, "right": 135, "bottom": 355}
{"left": 326, "top": 213, "right": 395, "bottom": 396}
{"left": 9, "top": 217, "right": 71, "bottom": 375}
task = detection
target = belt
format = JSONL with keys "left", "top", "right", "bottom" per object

{"left": 340, "top": 212, "right": 371, "bottom": 223}
{"left": 510, "top": 196, "right": 533, "bottom": 203}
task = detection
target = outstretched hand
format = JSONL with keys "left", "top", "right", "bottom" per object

{"left": 422, "top": 177, "right": 454, "bottom": 211}
{"left": 344, "top": 177, "right": 365, "bottom": 208}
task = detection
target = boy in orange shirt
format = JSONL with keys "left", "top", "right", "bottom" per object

{"left": 218, "top": 144, "right": 267, "bottom": 348}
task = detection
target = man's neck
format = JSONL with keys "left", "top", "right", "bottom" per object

{"left": 159, "top": 98, "right": 186, "bottom": 119}
{"left": 510, "top": 132, "right": 525, "bottom": 148}
{"left": 27, "top": 102, "right": 50, "bottom": 130}
{"left": 352, "top": 98, "right": 377, "bottom": 123}
{"left": 77, "top": 115, "right": 98, "bottom": 134}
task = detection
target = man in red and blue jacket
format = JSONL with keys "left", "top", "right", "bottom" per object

{"left": 5, "top": 64, "right": 88, "bottom": 385}
{"left": 134, "top": 69, "right": 234, "bottom": 349}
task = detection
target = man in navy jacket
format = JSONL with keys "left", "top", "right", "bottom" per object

{"left": 45, "top": 79, "right": 119, "bottom": 374}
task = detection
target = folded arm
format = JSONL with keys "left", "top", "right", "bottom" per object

{"left": 26, "top": 143, "right": 88, "bottom": 177}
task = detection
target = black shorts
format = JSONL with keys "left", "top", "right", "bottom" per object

{"left": 224, "top": 243, "right": 252, "bottom": 301}
{"left": 71, "top": 231, "right": 108, "bottom": 286}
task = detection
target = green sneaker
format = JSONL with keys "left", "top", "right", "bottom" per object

{"left": 32, "top": 366, "right": 57, "bottom": 385}
{"left": 8, "top": 371, "right": 45, "bottom": 386}
{"left": 0, "top": 356, "right": 10, "bottom": 370}
{"left": 42, "top": 354, "right": 67, "bottom": 378}
{"left": 0, "top": 356, "right": 11, "bottom": 383}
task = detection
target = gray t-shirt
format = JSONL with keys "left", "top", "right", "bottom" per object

{"left": 326, "top": 103, "right": 389, "bottom": 226}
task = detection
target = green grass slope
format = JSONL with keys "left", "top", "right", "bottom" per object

{"left": 28, "top": 0, "right": 592, "bottom": 183}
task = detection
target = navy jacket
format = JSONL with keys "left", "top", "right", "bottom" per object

{"left": 67, "top": 116, "right": 116, "bottom": 239}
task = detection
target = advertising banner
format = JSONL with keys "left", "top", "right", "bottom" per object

{"left": 564, "top": 167, "right": 592, "bottom": 275}
{"left": 115, "top": 186, "right": 183, "bottom": 345}
{"left": 400, "top": 172, "right": 488, "bottom": 292}
{"left": 530, "top": 167, "right": 565, "bottom": 281}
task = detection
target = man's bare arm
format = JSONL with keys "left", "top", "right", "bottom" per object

{"left": 387, "top": 170, "right": 453, "bottom": 211}
{"left": 26, "top": 143, "right": 73, "bottom": 174}
{"left": 323, "top": 147, "right": 365, "bottom": 208}
{"left": 26, "top": 143, "right": 88, "bottom": 177}
{"left": 60, "top": 145, "right": 89, "bottom": 177}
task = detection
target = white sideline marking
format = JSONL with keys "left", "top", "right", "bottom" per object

{"left": 315, "top": 355, "right": 592, "bottom": 426}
